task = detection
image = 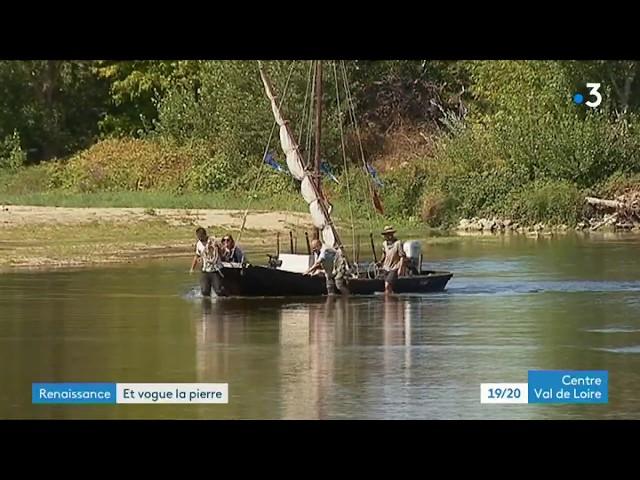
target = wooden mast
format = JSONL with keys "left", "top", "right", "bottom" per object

{"left": 313, "top": 60, "right": 323, "bottom": 240}
{"left": 259, "top": 61, "right": 344, "bottom": 252}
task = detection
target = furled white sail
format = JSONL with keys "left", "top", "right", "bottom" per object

{"left": 309, "top": 200, "right": 328, "bottom": 229}
{"left": 300, "top": 176, "right": 318, "bottom": 204}
{"left": 321, "top": 225, "right": 335, "bottom": 247}
{"left": 259, "top": 65, "right": 340, "bottom": 250}
{"left": 260, "top": 68, "right": 306, "bottom": 181}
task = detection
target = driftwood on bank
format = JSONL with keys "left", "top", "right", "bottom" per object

{"left": 585, "top": 197, "right": 625, "bottom": 209}
{"left": 584, "top": 193, "right": 640, "bottom": 231}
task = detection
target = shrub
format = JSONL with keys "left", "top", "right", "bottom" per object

{"left": 51, "top": 138, "right": 201, "bottom": 192}
{"left": 0, "top": 131, "right": 27, "bottom": 171}
{"left": 503, "top": 180, "right": 583, "bottom": 226}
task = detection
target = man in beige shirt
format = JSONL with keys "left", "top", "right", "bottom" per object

{"left": 378, "top": 225, "right": 406, "bottom": 294}
{"left": 190, "top": 227, "right": 225, "bottom": 297}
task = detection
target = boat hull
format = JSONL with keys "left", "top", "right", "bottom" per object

{"left": 347, "top": 271, "right": 453, "bottom": 295}
{"left": 218, "top": 264, "right": 325, "bottom": 296}
{"left": 217, "top": 265, "right": 452, "bottom": 297}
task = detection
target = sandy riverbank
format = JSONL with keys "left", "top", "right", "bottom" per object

{"left": 0, "top": 205, "right": 311, "bottom": 230}
{"left": 0, "top": 206, "right": 312, "bottom": 270}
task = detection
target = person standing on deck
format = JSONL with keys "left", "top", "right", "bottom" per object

{"left": 304, "top": 239, "right": 348, "bottom": 295}
{"left": 378, "top": 225, "right": 407, "bottom": 295}
{"left": 190, "top": 227, "right": 225, "bottom": 296}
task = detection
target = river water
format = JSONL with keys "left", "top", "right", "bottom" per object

{"left": 1, "top": 233, "right": 639, "bottom": 419}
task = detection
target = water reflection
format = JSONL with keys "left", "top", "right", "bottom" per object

{"left": 277, "top": 296, "right": 421, "bottom": 419}
{"left": 193, "top": 295, "right": 423, "bottom": 419}
{"left": 4, "top": 234, "right": 640, "bottom": 419}
{"left": 193, "top": 294, "right": 429, "bottom": 419}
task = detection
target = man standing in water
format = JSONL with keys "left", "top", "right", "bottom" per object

{"left": 332, "top": 246, "right": 351, "bottom": 295}
{"left": 190, "top": 227, "right": 224, "bottom": 296}
{"left": 304, "top": 239, "right": 349, "bottom": 295}
{"left": 378, "top": 225, "right": 406, "bottom": 295}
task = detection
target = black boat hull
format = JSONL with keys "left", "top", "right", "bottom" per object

{"left": 347, "top": 272, "right": 453, "bottom": 295}
{"left": 217, "top": 265, "right": 452, "bottom": 297}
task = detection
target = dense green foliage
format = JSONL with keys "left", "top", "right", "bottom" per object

{"left": 3, "top": 60, "right": 640, "bottom": 227}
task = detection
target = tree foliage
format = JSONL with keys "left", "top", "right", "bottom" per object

{"left": 4, "top": 59, "right": 640, "bottom": 226}
{"left": 0, "top": 61, "right": 110, "bottom": 162}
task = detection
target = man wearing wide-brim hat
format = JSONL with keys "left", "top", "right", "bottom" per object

{"left": 377, "top": 225, "right": 406, "bottom": 294}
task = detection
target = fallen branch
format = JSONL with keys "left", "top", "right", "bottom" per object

{"left": 586, "top": 197, "right": 625, "bottom": 209}
{"left": 590, "top": 212, "right": 618, "bottom": 231}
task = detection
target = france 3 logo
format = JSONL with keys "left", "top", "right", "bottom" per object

{"left": 573, "top": 83, "right": 602, "bottom": 108}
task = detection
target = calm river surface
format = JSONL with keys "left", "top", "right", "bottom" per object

{"left": 1, "top": 233, "right": 639, "bottom": 419}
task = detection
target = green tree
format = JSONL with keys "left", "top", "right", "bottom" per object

{"left": 94, "top": 60, "right": 203, "bottom": 137}
{"left": 0, "top": 60, "right": 110, "bottom": 162}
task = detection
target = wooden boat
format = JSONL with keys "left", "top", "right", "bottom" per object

{"left": 215, "top": 61, "right": 453, "bottom": 297}
{"left": 218, "top": 260, "right": 452, "bottom": 297}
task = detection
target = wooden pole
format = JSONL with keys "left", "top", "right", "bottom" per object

{"left": 314, "top": 60, "right": 323, "bottom": 189}
{"left": 369, "top": 232, "right": 378, "bottom": 264}
{"left": 305, "top": 231, "right": 311, "bottom": 255}
{"left": 313, "top": 60, "right": 323, "bottom": 241}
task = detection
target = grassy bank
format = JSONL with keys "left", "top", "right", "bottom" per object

{"left": 0, "top": 188, "right": 307, "bottom": 212}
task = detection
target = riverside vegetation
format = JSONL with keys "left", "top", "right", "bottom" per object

{"left": 2, "top": 60, "right": 640, "bottom": 234}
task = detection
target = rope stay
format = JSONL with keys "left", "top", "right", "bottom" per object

{"left": 305, "top": 61, "right": 316, "bottom": 169}
{"left": 333, "top": 61, "right": 357, "bottom": 262}
{"left": 298, "top": 61, "right": 314, "bottom": 149}
{"left": 340, "top": 61, "right": 376, "bottom": 235}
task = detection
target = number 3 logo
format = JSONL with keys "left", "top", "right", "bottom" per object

{"left": 586, "top": 83, "right": 602, "bottom": 108}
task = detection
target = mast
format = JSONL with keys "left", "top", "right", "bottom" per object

{"left": 314, "top": 61, "right": 323, "bottom": 186}
{"left": 258, "top": 62, "right": 343, "bottom": 252}
{"left": 313, "top": 60, "right": 323, "bottom": 240}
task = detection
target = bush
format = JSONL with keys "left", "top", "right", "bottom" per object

{"left": 442, "top": 169, "right": 521, "bottom": 219}
{"left": 0, "top": 163, "right": 52, "bottom": 195}
{"left": 379, "top": 163, "right": 428, "bottom": 219}
{"left": 229, "top": 163, "right": 298, "bottom": 197}
{"left": 51, "top": 138, "right": 202, "bottom": 192}
{"left": 324, "top": 162, "right": 430, "bottom": 222}
{"left": 503, "top": 180, "right": 583, "bottom": 226}
{"left": 493, "top": 110, "right": 640, "bottom": 188}
{"left": 599, "top": 171, "right": 640, "bottom": 197}
{"left": 187, "top": 152, "right": 236, "bottom": 192}
{"left": 0, "top": 131, "right": 27, "bottom": 171}
{"left": 419, "top": 87, "right": 640, "bottom": 227}
{"left": 420, "top": 189, "right": 457, "bottom": 227}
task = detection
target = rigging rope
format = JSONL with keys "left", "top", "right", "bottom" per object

{"left": 298, "top": 61, "right": 313, "bottom": 148}
{"left": 333, "top": 61, "right": 357, "bottom": 263}
{"left": 340, "top": 61, "right": 376, "bottom": 235}
{"left": 305, "top": 62, "right": 316, "bottom": 169}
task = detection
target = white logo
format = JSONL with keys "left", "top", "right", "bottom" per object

{"left": 585, "top": 83, "right": 602, "bottom": 108}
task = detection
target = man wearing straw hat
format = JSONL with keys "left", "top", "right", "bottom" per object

{"left": 378, "top": 225, "right": 406, "bottom": 294}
